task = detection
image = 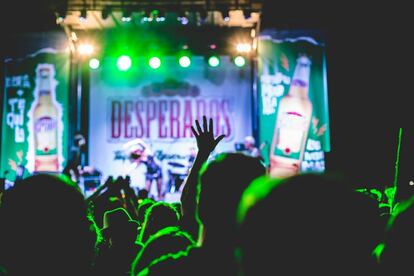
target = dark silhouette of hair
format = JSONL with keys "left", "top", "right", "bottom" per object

{"left": 237, "top": 173, "right": 383, "bottom": 276}
{"left": 132, "top": 226, "right": 195, "bottom": 274}
{"left": 139, "top": 201, "right": 180, "bottom": 243}
{"left": 197, "top": 153, "right": 267, "bottom": 243}
{"left": 0, "top": 173, "right": 97, "bottom": 275}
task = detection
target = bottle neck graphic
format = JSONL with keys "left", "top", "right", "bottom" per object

{"left": 288, "top": 56, "right": 311, "bottom": 98}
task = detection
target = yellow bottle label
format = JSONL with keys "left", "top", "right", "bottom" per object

{"left": 34, "top": 116, "right": 57, "bottom": 155}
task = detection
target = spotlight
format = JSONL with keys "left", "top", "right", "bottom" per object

{"left": 117, "top": 55, "right": 132, "bottom": 71}
{"left": 179, "top": 56, "right": 191, "bottom": 68}
{"left": 234, "top": 56, "right": 246, "bottom": 67}
{"left": 79, "top": 9, "right": 87, "bottom": 21}
{"left": 154, "top": 9, "right": 166, "bottom": 21}
{"left": 56, "top": 4, "right": 67, "bottom": 23}
{"left": 149, "top": 57, "right": 161, "bottom": 69}
{"left": 78, "top": 43, "right": 94, "bottom": 55}
{"left": 56, "top": 14, "right": 65, "bottom": 24}
{"left": 236, "top": 43, "right": 252, "bottom": 53}
{"left": 243, "top": 9, "right": 251, "bottom": 19}
{"left": 122, "top": 8, "right": 132, "bottom": 22}
{"left": 89, "top": 58, "right": 100, "bottom": 69}
{"left": 221, "top": 9, "right": 229, "bottom": 21}
{"left": 101, "top": 6, "right": 111, "bottom": 20}
{"left": 208, "top": 56, "right": 220, "bottom": 67}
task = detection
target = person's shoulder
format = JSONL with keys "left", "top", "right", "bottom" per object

{"left": 142, "top": 246, "right": 198, "bottom": 275}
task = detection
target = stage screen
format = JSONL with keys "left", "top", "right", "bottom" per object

{"left": 88, "top": 56, "right": 252, "bottom": 200}
{"left": 1, "top": 50, "right": 69, "bottom": 182}
{"left": 257, "top": 32, "right": 330, "bottom": 175}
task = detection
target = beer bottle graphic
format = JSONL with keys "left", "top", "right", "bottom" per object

{"left": 269, "top": 56, "right": 313, "bottom": 177}
{"left": 33, "top": 66, "right": 59, "bottom": 172}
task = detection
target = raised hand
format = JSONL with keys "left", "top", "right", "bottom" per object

{"left": 191, "top": 116, "right": 225, "bottom": 157}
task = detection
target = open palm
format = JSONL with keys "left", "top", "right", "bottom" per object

{"left": 191, "top": 116, "right": 225, "bottom": 156}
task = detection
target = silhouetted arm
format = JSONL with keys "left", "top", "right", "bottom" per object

{"left": 180, "top": 116, "right": 225, "bottom": 240}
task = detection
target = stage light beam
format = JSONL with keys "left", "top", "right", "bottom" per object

{"left": 117, "top": 55, "right": 132, "bottom": 71}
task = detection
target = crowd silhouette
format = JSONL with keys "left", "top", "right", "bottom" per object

{"left": 0, "top": 116, "right": 408, "bottom": 276}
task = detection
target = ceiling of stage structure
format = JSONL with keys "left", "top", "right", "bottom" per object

{"left": 57, "top": 0, "right": 262, "bottom": 31}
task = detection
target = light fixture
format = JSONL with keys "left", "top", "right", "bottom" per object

{"left": 236, "top": 43, "right": 252, "bottom": 53}
{"left": 117, "top": 55, "right": 132, "bottom": 71}
{"left": 89, "top": 58, "right": 100, "bottom": 69}
{"left": 78, "top": 43, "right": 94, "bottom": 55}
{"left": 208, "top": 56, "right": 220, "bottom": 67}
{"left": 55, "top": 4, "right": 67, "bottom": 23}
{"left": 243, "top": 9, "right": 251, "bottom": 19}
{"left": 179, "top": 56, "right": 191, "bottom": 68}
{"left": 234, "top": 56, "right": 246, "bottom": 67}
{"left": 101, "top": 6, "right": 111, "bottom": 20}
{"left": 79, "top": 9, "right": 87, "bottom": 21}
{"left": 221, "top": 9, "right": 230, "bottom": 21}
{"left": 122, "top": 7, "right": 132, "bottom": 22}
{"left": 149, "top": 57, "right": 161, "bottom": 69}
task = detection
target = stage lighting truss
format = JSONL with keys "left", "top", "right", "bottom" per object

{"left": 63, "top": 0, "right": 261, "bottom": 29}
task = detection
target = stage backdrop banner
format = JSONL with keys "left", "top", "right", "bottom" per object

{"left": 89, "top": 56, "right": 252, "bottom": 194}
{"left": 1, "top": 50, "right": 69, "bottom": 181}
{"left": 258, "top": 33, "right": 330, "bottom": 173}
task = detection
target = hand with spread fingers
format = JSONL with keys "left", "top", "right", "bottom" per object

{"left": 191, "top": 116, "right": 225, "bottom": 157}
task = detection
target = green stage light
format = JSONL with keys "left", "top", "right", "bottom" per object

{"left": 89, "top": 58, "right": 100, "bottom": 69}
{"left": 117, "top": 55, "right": 132, "bottom": 71}
{"left": 179, "top": 56, "right": 191, "bottom": 68}
{"left": 149, "top": 57, "right": 161, "bottom": 69}
{"left": 208, "top": 56, "right": 220, "bottom": 67}
{"left": 234, "top": 56, "right": 246, "bottom": 67}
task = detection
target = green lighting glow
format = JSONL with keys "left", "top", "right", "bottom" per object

{"left": 89, "top": 58, "right": 100, "bottom": 69}
{"left": 208, "top": 56, "right": 220, "bottom": 67}
{"left": 117, "top": 55, "right": 132, "bottom": 71}
{"left": 234, "top": 56, "right": 246, "bottom": 67}
{"left": 149, "top": 57, "right": 161, "bottom": 69}
{"left": 179, "top": 56, "right": 191, "bottom": 68}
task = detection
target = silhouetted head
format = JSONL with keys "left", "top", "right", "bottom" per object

{"left": 139, "top": 201, "right": 180, "bottom": 243}
{"left": 101, "top": 207, "right": 140, "bottom": 247}
{"left": 236, "top": 173, "right": 382, "bottom": 275}
{"left": 0, "top": 173, "right": 97, "bottom": 275}
{"left": 197, "top": 153, "right": 266, "bottom": 240}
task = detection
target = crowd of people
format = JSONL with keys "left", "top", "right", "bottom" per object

{"left": 0, "top": 116, "right": 410, "bottom": 275}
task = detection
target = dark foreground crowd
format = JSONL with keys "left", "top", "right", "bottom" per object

{"left": 0, "top": 117, "right": 411, "bottom": 276}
